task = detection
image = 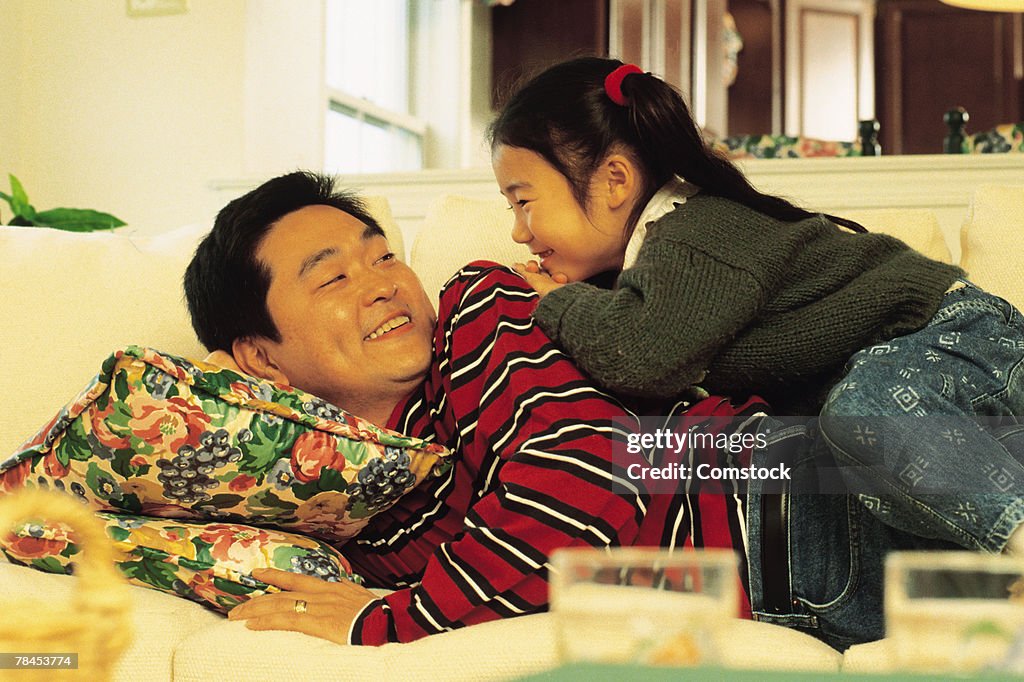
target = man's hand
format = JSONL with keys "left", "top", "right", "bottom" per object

{"left": 227, "top": 568, "right": 379, "bottom": 644}
{"left": 512, "top": 260, "right": 568, "bottom": 299}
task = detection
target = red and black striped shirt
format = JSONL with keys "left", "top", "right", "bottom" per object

{"left": 344, "top": 263, "right": 768, "bottom": 645}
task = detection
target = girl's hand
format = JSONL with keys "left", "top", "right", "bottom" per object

{"left": 513, "top": 261, "right": 568, "bottom": 299}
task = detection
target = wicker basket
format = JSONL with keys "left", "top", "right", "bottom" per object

{"left": 0, "top": 490, "right": 132, "bottom": 680}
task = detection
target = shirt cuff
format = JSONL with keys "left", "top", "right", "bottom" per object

{"left": 347, "top": 598, "right": 388, "bottom": 645}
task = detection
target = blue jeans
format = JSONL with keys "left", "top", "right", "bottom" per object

{"left": 747, "top": 282, "right": 1024, "bottom": 650}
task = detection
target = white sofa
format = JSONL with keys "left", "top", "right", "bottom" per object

{"left": 1, "top": 173, "right": 1023, "bottom": 680}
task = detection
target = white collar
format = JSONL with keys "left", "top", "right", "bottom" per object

{"left": 622, "top": 176, "right": 697, "bottom": 270}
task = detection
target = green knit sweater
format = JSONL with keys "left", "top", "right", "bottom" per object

{"left": 533, "top": 193, "right": 964, "bottom": 414}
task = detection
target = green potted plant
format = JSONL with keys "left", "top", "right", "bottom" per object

{"left": 0, "top": 173, "right": 126, "bottom": 232}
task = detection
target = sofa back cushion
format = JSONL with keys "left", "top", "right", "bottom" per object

{"left": 841, "top": 208, "right": 952, "bottom": 264}
{"left": 411, "top": 195, "right": 532, "bottom": 308}
{"left": 410, "top": 196, "right": 957, "bottom": 308}
{"left": 959, "top": 185, "right": 1024, "bottom": 311}
{"left": 0, "top": 224, "right": 210, "bottom": 458}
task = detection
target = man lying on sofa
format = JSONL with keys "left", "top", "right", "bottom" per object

{"left": 183, "top": 170, "right": 765, "bottom": 646}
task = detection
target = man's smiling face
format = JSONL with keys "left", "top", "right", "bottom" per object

{"left": 253, "top": 204, "right": 436, "bottom": 419}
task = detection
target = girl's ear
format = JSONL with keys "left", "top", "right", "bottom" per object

{"left": 232, "top": 337, "right": 290, "bottom": 384}
{"left": 600, "top": 153, "right": 641, "bottom": 211}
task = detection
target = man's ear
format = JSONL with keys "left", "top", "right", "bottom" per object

{"left": 232, "top": 337, "right": 289, "bottom": 384}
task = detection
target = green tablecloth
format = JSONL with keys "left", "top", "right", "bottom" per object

{"left": 517, "top": 663, "right": 1022, "bottom": 681}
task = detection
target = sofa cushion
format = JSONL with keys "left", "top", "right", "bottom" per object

{"left": 172, "top": 612, "right": 558, "bottom": 682}
{"left": 841, "top": 638, "right": 896, "bottom": 673}
{"left": 411, "top": 198, "right": 956, "bottom": 310}
{"left": 168, "top": 611, "right": 841, "bottom": 681}
{"left": 0, "top": 561, "right": 222, "bottom": 682}
{"left": 1, "top": 346, "right": 451, "bottom": 543}
{"left": 0, "top": 224, "right": 211, "bottom": 460}
{"left": 959, "top": 185, "right": 1024, "bottom": 311}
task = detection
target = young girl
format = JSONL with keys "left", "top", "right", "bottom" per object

{"left": 489, "top": 57, "right": 1024, "bottom": 555}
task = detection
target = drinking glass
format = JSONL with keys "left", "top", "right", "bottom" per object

{"left": 886, "top": 551, "right": 1024, "bottom": 674}
{"left": 550, "top": 547, "right": 739, "bottom": 667}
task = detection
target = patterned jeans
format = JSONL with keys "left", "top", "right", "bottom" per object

{"left": 747, "top": 282, "right": 1024, "bottom": 651}
{"left": 819, "top": 281, "right": 1024, "bottom": 552}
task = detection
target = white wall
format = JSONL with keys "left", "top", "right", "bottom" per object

{"left": 1, "top": 0, "right": 247, "bottom": 233}
{"left": 0, "top": 2, "right": 23, "bottom": 187}
{"left": 242, "top": 1, "right": 326, "bottom": 176}
{"left": 0, "top": 0, "right": 496, "bottom": 235}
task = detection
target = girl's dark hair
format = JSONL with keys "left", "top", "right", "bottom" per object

{"left": 488, "top": 57, "right": 865, "bottom": 235}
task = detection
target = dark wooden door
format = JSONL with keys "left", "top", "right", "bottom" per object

{"left": 876, "top": 0, "right": 1024, "bottom": 154}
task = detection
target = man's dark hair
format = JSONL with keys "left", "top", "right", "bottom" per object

{"left": 184, "top": 170, "right": 384, "bottom": 351}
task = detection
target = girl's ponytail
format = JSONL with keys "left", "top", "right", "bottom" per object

{"left": 616, "top": 66, "right": 865, "bottom": 232}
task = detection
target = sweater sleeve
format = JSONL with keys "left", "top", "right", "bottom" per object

{"left": 533, "top": 235, "right": 769, "bottom": 399}
{"left": 347, "top": 262, "right": 650, "bottom": 645}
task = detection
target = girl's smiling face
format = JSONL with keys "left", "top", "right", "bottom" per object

{"left": 492, "top": 144, "right": 631, "bottom": 283}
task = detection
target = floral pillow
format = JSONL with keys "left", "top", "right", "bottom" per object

{"left": 0, "top": 346, "right": 452, "bottom": 544}
{"left": 966, "top": 122, "right": 1024, "bottom": 154}
{"left": 1, "top": 512, "right": 360, "bottom": 614}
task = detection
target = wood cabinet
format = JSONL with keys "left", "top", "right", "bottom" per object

{"left": 488, "top": 0, "right": 1024, "bottom": 154}
{"left": 876, "top": 0, "right": 1024, "bottom": 155}
{"left": 490, "top": 0, "right": 608, "bottom": 107}
{"left": 490, "top": 0, "right": 726, "bottom": 130}
{"left": 609, "top": 0, "right": 696, "bottom": 106}
{"left": 728, "top": 0, "right": 875, "bottom": 139}
{"left": 491, "top": 0, "right": 875, "bottom": 140}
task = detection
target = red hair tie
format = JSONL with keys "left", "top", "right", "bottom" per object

{"left": 604, "top": 64, "right": 643, "bottom": 106}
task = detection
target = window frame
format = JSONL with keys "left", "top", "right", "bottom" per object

{"left": 322, "top": 0, "right": 430, "bottom": 173}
